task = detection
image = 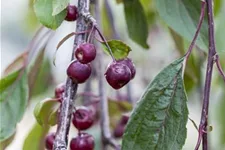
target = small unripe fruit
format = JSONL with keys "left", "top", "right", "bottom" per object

{"left": 105, "top": 62, "right": 131, "bottom": 89}
{"left": 117, "top": 58, "right": 136, "bottom": 79}
{"left": 70, "top": 133, "right": 95, "bottom": 150}
{"left": 67, "top": 60, "right": 91, "bottom": 84}
{"left": 65, "top": 5, "right": 78, "bottom": 21}
{"left": 45, "top": 133, "right": 55, "bottom": 150}
{"left": 55, "top": 83, "right": 65, "bottom": 101}
{"left": 72, "top": 107, "right": 94, "bottom": 130}
{"left": 75, "top": 43, "right": 96, "bottom": 64}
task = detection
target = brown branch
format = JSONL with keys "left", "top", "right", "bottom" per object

{"left": 53, "top": 1, "right": 91, "bottom": 149}
{"left": 196, "top": 0, "right": 217, "bottom": 149}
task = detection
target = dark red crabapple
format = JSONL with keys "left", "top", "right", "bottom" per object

{"left": 67, "top": 60, "right": 91, "bottom": 84}
{"left": 113, "top": 115, "right": 129, "bottom": 138}
{"left": 70, "top": 133, "right": 95, "bottom": 150}
{"left": 45, "top": 133, "right": 55, "bottom": 150}
{"left": 72, "top": 107, "right": 94, "bottom": 130}
{"left": 105, "top": 62, "right": 131, "bottom": 89}
{"left": 75, "top": 43, "right": 96, "bottom": 64}
{"left": 113, "top": 124, "right": 125, "bottom": 138}
{"left": 117, "top": 58, "right": 136, "bottom": 79}
{"left": 65, "top": 5, "right": 78, "bottom": 21}
{"left": 55, "top": 83, "right": 65, "bottom": 101}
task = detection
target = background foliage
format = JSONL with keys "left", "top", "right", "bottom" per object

{"left": 1, "top": 0, "right": 225, "bottom": 149}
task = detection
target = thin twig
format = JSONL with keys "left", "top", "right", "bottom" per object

{"left": 185, "top": 1, "right": 206, "bottom": 61}
{"left": 95, "top": 26, "right": 116, "bottom": 61}
{"left": 53, "top": 1, "right": 90, "bottom": 149}
{"left": 215, "top": 54, "right": 225, "bottom": 83}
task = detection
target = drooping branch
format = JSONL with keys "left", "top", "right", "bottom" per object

{"left": 53, "top": 1, "right": 91, "bottom": 149}
{"left": 195, "top": 0, "right": 217, "bottom": 149}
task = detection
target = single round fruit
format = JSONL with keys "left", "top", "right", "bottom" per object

{"left": 113, "top": 124, "right": 125, "bottom": 138}
{"left": 65, "top": 5, "right": 78, "bottom": 21}
{"left": 55, "top": 83, "right": 65, "bottom": 100}
{"left": 45, "top": 133, "right": 55, "bottom": 150}
{"left": 75, "top": 43, "right": 96, "bottom": 64}
{"left": 70, "top": 133, "right": 95, "bottom": 150}
{"left": 67, "top": 60, "right": 91, "bottom": 84}
{"left": 105, "top": 62, "right": 131, "bottom": 89}
{"left": 117, "top": 58, "right": 136, "bottom": 79}
{"left": 72, "top": 107, "right": 94, "bottom": 130}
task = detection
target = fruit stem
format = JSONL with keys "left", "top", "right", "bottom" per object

{"left": 53, "top": 1, "right": 90, "bottom": 149}
{"left": 95, "top": 26, "right": 116, "bottom": 61}
{"left": 195, "top": 0, "right": 218, "bottom": 149}
{"left": 87, "top": 25, "right": 95, "bottom": 43}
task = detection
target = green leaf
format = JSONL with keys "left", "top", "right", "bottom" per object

{"left": 122, "top": 57, "right": 188, "bottom": 150}
{"left": 34, "top": 98, "right": 60, "bottom": 126}
{"left": 0, "top": 71, "right": 29, "bottom": 141}
{"left": 34, "top": 0, "right": 67, "bottom": 30}
{"left": 52, "top": 0, "right": 69, "bottom": 16}
{"left": 28, "top": 48, "right": 45, "bottom": 94}
{"left": 108, "top": 99, "right": 132, "bottom": 117}
{"left": 156, "top": 0, "right": 208, "bottom": 50}
{"left": 23, "top": 123, "right": 49, "bottom": 150}
{"left": 101, "top": 40, "right": 131, "bottom": 60}
{"left": 0, "top": 70, "right": 21, "bottom": 93}
{"left": 124, "top": 0, "right": 149, "bottom": 49}
{"left": 31, "top": 59, "right": 53, "bottom": 97}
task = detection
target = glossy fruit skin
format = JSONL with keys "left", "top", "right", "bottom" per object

{"left": 117, "top": 58, "right": 136, "bottom": 79}
{"left": 72, "top": 107, "right": 94, "bottom": 130}
{"left": 55, "top": 83, "right": 65, "bottom": 101}
{"left": 105, "top": 62, "right": 131, "bottom": 89}
{"left": 45, "top": 133, "right": 55, "bottom": 150}
{"left": 75, "top": 43, "right": 96, "bottom": 64}
{"left": 65, "top": 5, "right": 78, "bottom": 21}
{"left": 70, "top": 133, "right": 95, "bottom": 150}
{"left": 67, "top": 60, "right": 91, "bottom": 84}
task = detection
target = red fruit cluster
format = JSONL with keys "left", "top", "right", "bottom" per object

{"left": 45, "top": 132, "right": 95, "bottom": 150}
{"left": 70, "top": 107, "right": 95, "bottom": 150}
{"left": 105, "top": 58, "right": 136, "bottom": 89}
{"left": 67, "top": 43, "right": 96, "bottom": 84}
